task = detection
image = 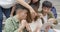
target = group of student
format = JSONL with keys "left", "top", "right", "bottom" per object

{"left": 0, "top": 0, "right": 58, "bottom": 32}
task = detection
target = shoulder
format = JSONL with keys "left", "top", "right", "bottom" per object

{"left": 48, "top": 12, "right": 54, "bottom": 18}
{"left": 5, "top": 17, "right": 14, "bottom": 24}
{"left": 6, "top": 17, "right": 12, "bottom": 21}
{"left": 48, "top": 12, "right": 53, "bottom": 15}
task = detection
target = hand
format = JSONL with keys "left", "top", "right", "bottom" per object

{"left": 21, "top": 20, "right": 27, "bottom": 27}
{"left": 18, "top": 20, "right": 27, "bottom": 32}
{"left": 33, "top": 0, "right": 38, "bottom": 3}
{"left": 25, "top": 22, "right": 32, "bottom": 32}
{"left": 30, "top": 9, "right": 37, "bottom": 18}
{"left": 38, "top": 13, "right": 43, "bottom": 18}
{"left": 48, "top": 18, "right": 58, "bottom": 25}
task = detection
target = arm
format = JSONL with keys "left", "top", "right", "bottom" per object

{"left": 25, "top": 22, "right": 32, "bottom": 32}
{"left": 10, "top": 5, "right": 16, "bottom": 17}
{"left": 18, "top": 20, "right": 27, "bottom": 32}
{"left": 48, "top": 12, "right": 55, "bottom": 19}
{"left": 17, "top": 0, "right": 34, "bottom": 12}
{"left": 34, "top": 19, "right": 42, "bottom": 32}
{"left": 17, "top": 0, "right": 37, "bottom": 17}
{"left": 48, "top": 12, "right": 58, "bottom": 25}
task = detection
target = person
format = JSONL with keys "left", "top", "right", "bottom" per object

{"left": 4, "top": 6, "right": 31, "bottom": 32}
{"left": 39, "top": 1, "right": 58, "bottom": 24}
{"left": 0, "top": 0, "right": 37, "bottom": 32}
{"left": 51, "top": 6, "right": 57, "bottom": 18}
{"left": 25, "top": 7, "right": 42, "bottom": 32}
{"left": 38, "top": 1, "right": 58, "bottom": 32}
{"left": 18, "top": 4, "right": 43, "bottom": 32}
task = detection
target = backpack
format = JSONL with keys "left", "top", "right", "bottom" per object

{"left": 51, "top": 6, "right": 57, "bottom": 18}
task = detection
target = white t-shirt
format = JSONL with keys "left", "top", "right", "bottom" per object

{"left": 29, "top": 18, "right": 42, "bottom": 32}
{"left": 43, "top": 14, "right": 48, "bottom": 23}
{"left": 0, "top": 0, "right": 16, "bottom": 8}
{"left": 0, "top": 0, "right": 28, "bottom": 8}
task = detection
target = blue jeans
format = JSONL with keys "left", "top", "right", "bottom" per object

{"left": 0, "top": 6, "right": 12, "bottom": 32}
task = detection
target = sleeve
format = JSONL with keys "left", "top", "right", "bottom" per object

{"left": 49, "top": 12, "right": 54, "bottom": 18}
{"left": 49, "top": 12, "right": 58, "bottom": 25}
{"left": 4, "top": 19, "right": 18, "bottom": 32}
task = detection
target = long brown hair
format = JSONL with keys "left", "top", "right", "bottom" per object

{"left": 26, "top": 6, "right": 39, "bottom": 23}
{"left": 26, "top": 9, "right": 32, "bottom": 23}
{"left": 26, "top": 0, "right": 40, "bottom": 23}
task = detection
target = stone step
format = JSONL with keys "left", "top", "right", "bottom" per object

{"left": 57, "top": 13, "right": 60, "bottom": 17}
{"left": 54, "top": 24, "right": 60, "bottom": 29}
{"left": 55, "top": 6, "right": 60, "bottom": 11}
{"left": 46, "top": 0, "right": 60, "bottom": 5}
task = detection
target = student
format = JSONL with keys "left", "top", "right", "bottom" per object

{"left": 0, "top": 0, "right": 37, "bottom": 32}
{"left": 39, "top": 1, "right": 58, "bottom": 32}
{"left": 39, "top": 1, "right": 58, "bottom": 24}
{"left": 4, "top": 6, "right": 31, "bottom": 32}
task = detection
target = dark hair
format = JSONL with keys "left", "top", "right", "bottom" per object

{"left": 29, "top": 0, "right": 40, "bottom": 8}
{"left": 29, "top": 0, "right": 40, "bottom": 21}
{"left": 15, "top": 4, "right": 28, "bottom": 11}
{"left": 42, "top": 1, "right": 52, "bottom": 8}
{"left": 13, "top": 4, "right": 28, "bottom": 15}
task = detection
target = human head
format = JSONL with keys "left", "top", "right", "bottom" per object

{"left": 15, "top": 5, "right": 28, "bottom": 20}
{"left": 42, "top": 1, "right": 52, "bottom": 13}
{"left": 32, "top": 0, "right": 40, "bottom": 3}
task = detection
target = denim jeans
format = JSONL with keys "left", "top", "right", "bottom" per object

{"left": 0, "top": 6, "right": 12, "bottom": 32}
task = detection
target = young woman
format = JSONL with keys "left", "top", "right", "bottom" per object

{"left": 18, "top": 4, "right": 43, "bottom": 32}
{"left": 4, "top": 5, "right": 32, "bottom": 32}
{"left": 1, "top": 0, "right": 37, "bottom": 32}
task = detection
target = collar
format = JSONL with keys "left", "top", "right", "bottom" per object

{"left": 13, "top": 16, "right": 20, "bottom": 22}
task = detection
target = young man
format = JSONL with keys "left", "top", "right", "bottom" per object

{"left": 4, "top": 6, "right": 31, "bottom": 32}
{"left": 39, "top": 1, "right": 58, "bottom": 24}
{"left": 39, "top": 1, "right": 58, "bottom": 32}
